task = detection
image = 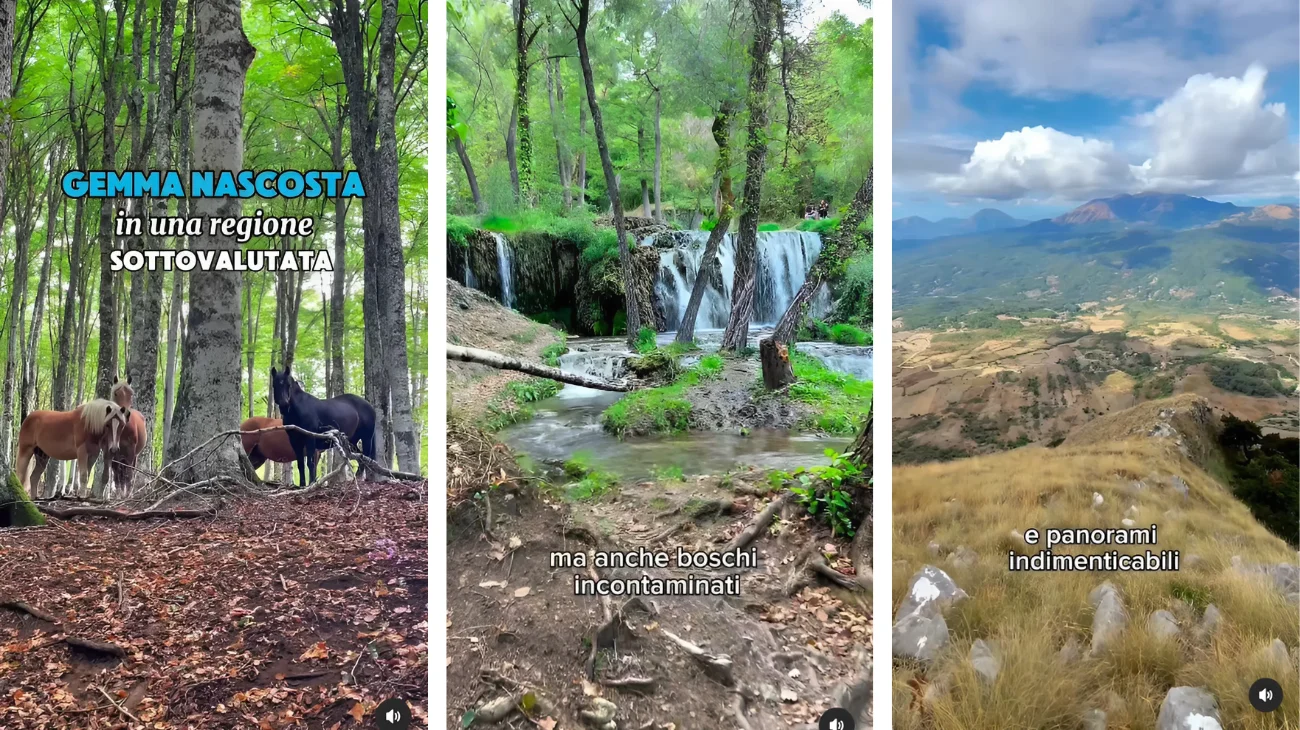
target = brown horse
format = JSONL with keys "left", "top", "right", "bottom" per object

{"left": 17, "top": 399, "right": 131, "bottom": 498}
{"left": 108, "top": 375, "right": 147, "bottom": 496}
{"left": 239, "top": 416, "right": 304, "bottom": 470}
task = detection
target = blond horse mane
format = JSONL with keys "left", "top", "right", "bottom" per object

{"left": 80, "top": 398, "right": 122, "bottom": 436}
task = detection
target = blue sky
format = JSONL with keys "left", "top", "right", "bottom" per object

{"left": 894, "top": 0, "right": 1300, "bottom": 221}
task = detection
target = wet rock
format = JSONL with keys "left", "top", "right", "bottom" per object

{"left": 1148, "top": 610, "right": 1180, "bottom": 641}
{"left": 1170, "top": 476, "right": 1189, "bottom": 499}
{"left": 1156, "top": 687, "right": 1222, "bottom": 730}
{"left": 893, "top": 611, "right": 948, "bottom": 663}
{"left": 1090, "top": 585, "right": 1127, "bottom": 656}
{"left": 896, "top": 565, "right": 969, "bottom": 619}
{"left": 1082, "top": 709, "right": 1106, "bottom": 730}
{"left": 969, "top": 639, "right": 1000, "bottom": 686}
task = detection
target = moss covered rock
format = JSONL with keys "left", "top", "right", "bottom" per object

{"left": 1, "top": 472, "right": 45, "bottom": 527}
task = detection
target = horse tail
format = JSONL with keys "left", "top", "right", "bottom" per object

{"left": 79, "top": 398, "right": 116, "bottom": 435}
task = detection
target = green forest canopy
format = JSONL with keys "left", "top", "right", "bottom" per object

{"left": 448, "top": 0, "right": 871, "bottom": 225}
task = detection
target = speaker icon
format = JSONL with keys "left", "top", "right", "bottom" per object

{"left": 376, "top": 697, "right": 412, "bottom": 729}
{"left": 818, "top": 707, "right": 855, "bottom": 730}
{"left": 1249, "top": 678, "right": 1283, "bottom": 713}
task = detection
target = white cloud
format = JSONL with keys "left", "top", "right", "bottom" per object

{"left": 1135, "top": 65, "right": 1299, "bottom": 191}
{"left": 931, "top": 126, "right": 1135, "bottom": 200}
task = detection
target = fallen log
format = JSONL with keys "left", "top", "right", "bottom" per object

{"left": 37, "top": 506, "right": 216, "bottom": 521}
{"left": 447, "top": 344, "right": 631, "bottom": 392}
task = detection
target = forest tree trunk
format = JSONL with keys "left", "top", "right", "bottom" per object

{"left": 375, "top": 0, "right": 420, "bottom": 472}
{"left": 124, "top": 0, "right": 178, "bottom": 472}
{"left": 0, "top": 0, "right": 14, "bottom": 486}
{"left": 514, "top": 0, "right": 534, "bottom": 204}
{"left": 674, "top": 103, "right": 735, "bottom": 345}
{"left": 165, "top": 0, "right": 254, "bottom": 483}
{"left": 574, "top": 0, "right": 643, "bottom": 346}
{"left": 771, "top": 172, "right": 872, "bottom": 344}
{"left": 453, "top": 135, "right": 485, "bottom": 214}
{"left": 575, "top": 84, "right": 587, "bottom": 206}
{"left": 545, "top": 55, "right": 570, "bottom": 209}
{"left": 506, "top": 103, "right": 520, "bottom": 202}
{"left": 2, "top": 158, "right": 33, "bottom": 462}
{"left": 720, "top": 0, "right": 776, "bottom": 354}
{"left": 653, "top": 88, "right": 662, "bottom": 220}
{"left": 328, "top": 118, "right": 349, "bottom": 397}
{"left": 758, "top": 337, "right": 795, "bottom": 390}
{"left": 22, "top": 163, "right": 59, "bottom": 419}
{"left": 94, "top": 0, "right": 127, "bottom": 403}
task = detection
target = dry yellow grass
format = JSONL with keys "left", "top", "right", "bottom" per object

{"left": 893, "top": 396, "right": 1299, "bottom": 729}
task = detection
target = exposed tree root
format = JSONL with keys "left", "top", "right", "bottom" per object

{"left": 662, "top": 629, "right": 735, "bottom": 686}
{"left": 725, "top": 491, "right": 793, "bottom": 552}
{"left": 65, "top": 636, "right": 126, "bottom": 657}
{"left": 1, "top": 599, "right": 57, "bottom": 623}
{"left": 37, "top": 506, "right": 215, "bottom": 521}
{"left": 600, "top": 676, "right": 658, "bottom": 694}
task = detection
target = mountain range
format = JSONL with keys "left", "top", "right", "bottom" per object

{"left": 895, "top": 192, "right": 1295, "bottom": 240}
{"left": 892, "top": 193, "right": 1300, "bottom": 326}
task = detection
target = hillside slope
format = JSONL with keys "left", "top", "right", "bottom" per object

{"left": 892, "top": 395, "right": 1298, "bottom": 729}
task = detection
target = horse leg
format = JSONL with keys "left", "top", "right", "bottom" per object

{"left": 248, "top": 445, "right": 266, "bottom": 471}
{"left": 15, "top": 447, "right": 32, "bottom": 495}
{"left": 297, "top": 454, "right": 308, "bottom": 487}
{"left": 77, "top": 450, "right": 92, "bottom": 498}
{"left": 30, "top": 452, "right": 49, "bottom": 499}
{"left": 308, "top": 449, "right": 319, "bottom": 484}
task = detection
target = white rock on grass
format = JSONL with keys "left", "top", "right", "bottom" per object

{"left": 969, "top": 639, "right": 1000, "bottom": 686}
{"left": 896, "top": 565, "right": 969, "bottom": 619}
{"left": 1093, "top": 492, "right": 1105, "bottom": 508}
{"left": 1260, "top": 638, "right": 1289, "bottom": 669}
{"left": 1170, "top": 475, "right": 1189, "bottom": 499}
{"left": 1082, "top": 709, "right": 1106, "bottom": 730}
{"left": 1088, "top": 582, "right": 1120, "bottom": 608}
{"left": 1057, "top": 636, "right": 1083, "bottom": 665}
{"left": 1147, "top": 610, "right": 1180, "bottom": 641}
{"left": 1156, "top": 687, "right": 1222, "bottom": 730}
{"left": 927, "top": 541, "right": 943, "bottom": 557}
{"left": 1122, "top": 518, "right": 1137, "bottom": 527}
{"left": 1009, "top": 529, "right": 1024, "bottom": 543}
{"left": 893, "top": 565, "right": 969, "bottom": 664}
{"left": 950, "top": 546, "right": 978, "bottom": 568}
{"left": 1125, "top": 505, "right": 1139, "bottom": 518}
{"left": 893, "top": 611, "right": 949, "bottom": 663}
{"left": 1192, "top": 604, "right": 1222, "bottom": 645}
{"left": 1090, "top": 584, "right": 1127, "bottom": 656}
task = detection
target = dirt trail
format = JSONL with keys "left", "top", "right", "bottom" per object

{"left": 0, "top": 483, "right": 428, "bottom": 728}
{"left": 446, "top": 472, "right": 870, "bottom": 730}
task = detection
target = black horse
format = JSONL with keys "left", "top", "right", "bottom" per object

{"left": 270, "top": 366, "right": 377, "bottom": 485}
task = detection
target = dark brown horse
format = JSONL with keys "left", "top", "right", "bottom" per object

{"left": 108, "top": 374, "right": 147, "bottom": 496}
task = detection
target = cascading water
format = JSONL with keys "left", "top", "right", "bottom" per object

{"left": 493, "top": 232, "right": 516, "bottom": 309}
{"left": 654, "top": 230, "right": 831, "bottom": 332}
{"left": 556, "top": 348, "right": 631, "bottom": 399}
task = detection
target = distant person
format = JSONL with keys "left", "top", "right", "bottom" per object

{"left": 804, "top": 204, "right": 815, "bottom": 220}
{"left": 818, "top": 199, "right": 830, "bottom": 219}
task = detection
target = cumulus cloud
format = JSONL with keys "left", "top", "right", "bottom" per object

{"left": 931, "top": 126, "right": 1135, "bottom": 200}
{"left": 1135, "top": 65, "right": 1299, "bottom": 191}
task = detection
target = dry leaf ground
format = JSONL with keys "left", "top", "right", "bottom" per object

{"left": 0, "top": 481, "right": 428, "bottom": 729}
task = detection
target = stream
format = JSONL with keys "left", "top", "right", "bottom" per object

{"left": 499, "top": 329, "right": 870, "bottom": 481}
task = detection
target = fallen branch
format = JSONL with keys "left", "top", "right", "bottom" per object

{"left": 96, "top": 685, "right": 142, "bottom": 725}
{"left": 662, "top": 630, "right": 734, "bottom": 686}
{"left": 1, "top": 599, "right": 57, "bottom": 623}
{"left": 808, "top": 554, "right": 860, "bottom": 591}
{"left": 725, "top": 491, "right": 793, "bottom": 552}
{"left": 447, "top": 344, "right": 631, "bottom": 391}
{"left": 601, "top": 676, "right": 658, "bottom": 694}
{"left": 37, "top": 505, "right": 215, "bottom": 521}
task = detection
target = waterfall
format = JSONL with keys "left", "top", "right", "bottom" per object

{"left": 557, "top": 349, "right": 631, "bottom": 400}
{"left": 493, "top": 232, "right": 515, "bottom": 309}
{"left": 654, "top": 230, "right": 828, "bottom": 331}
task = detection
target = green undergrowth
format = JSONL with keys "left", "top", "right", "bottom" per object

{"left": 561, "top": 451, "right": 620, "bottom": 501}
{"left": 541, "top": 342, "right": 569, "bottom": 367}
{"left": 602, "top": 352, "right": 725, "bottom": 437}
{"left": 483, "top": 377, "right": 562, "bottom": 431}
{"left": 787, "top": 351, "right": 873, "bottom": 435}
{"left": 800, "top": 319, "right": 872, "bottom": 345}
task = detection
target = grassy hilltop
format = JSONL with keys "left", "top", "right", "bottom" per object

{"left": 893, "top": 395, "right": 1298, "bottom": 729}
